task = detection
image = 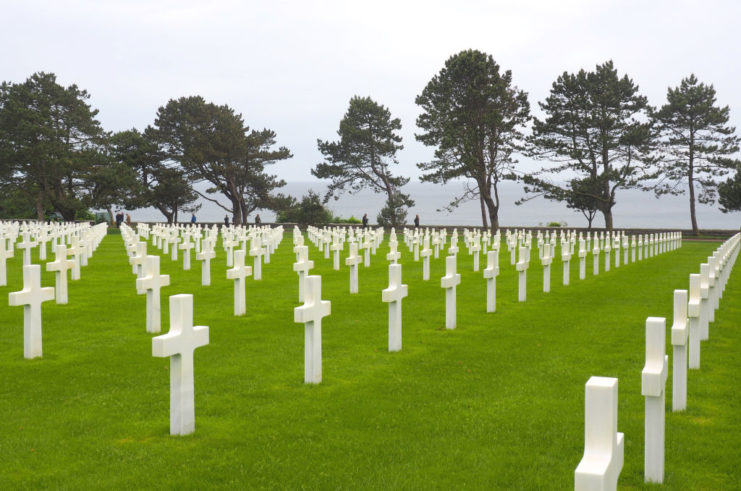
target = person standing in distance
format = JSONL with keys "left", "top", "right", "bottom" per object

{"left": 414, "top": 214, "right": 420, "bottom": 228}
{"left": 255, "top": 214, "right": 261, "bottom": 225}
{"left": 362, "top": 213, "right": 368, "bottom": 229}
{"left": 224, "top": 215, "right": 229, "bottom": 226}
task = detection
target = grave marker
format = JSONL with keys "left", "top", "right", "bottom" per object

{"left": 294, "top": 275, "right": 331, "bottom": 384}
{"left": 440, "top": 256, "right": 461, "bottom": 329}
{"left": 226, "top": 249, "right": 252, "bottom": 316}
{"left": 382, "top": 264, "right": 408, "bottom": 352}
{"left": 8, "top": 264, "right": 55, "bottom": 359}
{"left": 670, "top": 290, "right": 688, "bottom": 411}
{"left": 642, "top": 317, "right": 668, "bottom": 484}
{"left": 136, "top": 255, "right": 170, "bottom": 333}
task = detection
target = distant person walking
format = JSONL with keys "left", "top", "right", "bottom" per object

{"left": 414, "top": 214, "right": 420, "bottom": 228}
{"left": 125, "top": 213, "right": 131, "bottom": 226}
{"left": 255, "top": 214, "right": 261, "bottom": 225}
{"left": 191, "top": 214, "right": 197, "bottom": 224}
{"left": 115, "top": 211, "right": 123, "bottom": 228}
{"left": 362, "top": 213, "right": 368, "bottom": 228}
{"left": 224, "top": 215, "right": 229, "bottom": 226}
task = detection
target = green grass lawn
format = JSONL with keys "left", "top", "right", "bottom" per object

{"left": 0, "top": 231, "right": 738, "bottom": 489}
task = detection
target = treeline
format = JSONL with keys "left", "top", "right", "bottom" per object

{"left": 1, "top": 51, "right": 740, "bottom": 233}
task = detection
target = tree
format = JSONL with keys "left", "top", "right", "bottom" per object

{"left": 314, "top": 96, "right": 413, "bottom": 227}
{"left": 718, "top": 165, "right": 741, "bottom": 213}
{"left": 154, "top": 96, "right": 291, "bottom": 225}
{"left": 652, "top": 74, "right": 741, "bottom": 234}
{"left": 526, "top": 61, "right": 657, "bottom": 230}
{"left": 415, "top": 50, "right": 530, "bottom": 231}
{"left": 276, "top": 191, "right": 333, "bottom": 226}
{"left": 108, "top": 128, "right": 199, "bottom": 223}
{"left": 376, "top": 191, "right": 410, "bottom": 227}
{"left": 0, "top": 72, "right": 105, "bottom": 220}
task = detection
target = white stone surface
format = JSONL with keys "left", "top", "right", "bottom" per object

{"left": 8, "top": 264, "right": 55, "bottom": 359}
{"left": 483, "top": 250, "right": 499, "bottom": 313}
{"left": 670, "top": 290, "right": 688, "bottom": 411}
{"left": 45, "top": 244, "right": 74, "bottom": 304}
{"left": 541, "top": 243, "right": 552, "bottom": 293}
{"left": 0, "top": 237, "right": 14, "bottom": 286}
{"left": 574, "top": 376, "right": 624, "bottom": 491}
{"left": 152, "top": 294, "right": 209, "bottom": 436}
{"left": 687, "top": 274, "right": 702, "bottom": 369}
{"left": 382, "top": 263, "right": 408, "bottom": 352}
{"left": 293, "top": 245, "right": 313, "bottom": 303}
{"left": 345, "top": 242, "right": 362, "bottom": 294}
{"left": 516, "top": 246, "right": 529, "bottom": 302}
{"left": 294, "top": 275, "right": 331, "bottom": 384}
{"left": 179, "top": 239, "right": 194, "bottom": 270}
{"left": 642, "top": 317, "right": 668, "bottom": 484}
{"left": 196, "top": 241, "right": 215, "bottom": 286}
{"left": 226, "top": 249, "right": 252, "bottom": 316}
{"left": 421, "top": 236, "right": 432, "bottom": 281}
{"left": 440, "top": 255, "right": 461, "bottom": 330}
{"left": 136, "top": 255, "right": 171, "bottom": 333}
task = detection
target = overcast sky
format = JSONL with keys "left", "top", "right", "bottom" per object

{"left": 2, "top": 0, "right": 740, "bottom": 184}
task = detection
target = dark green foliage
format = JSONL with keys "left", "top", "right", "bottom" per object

{"left": 315, "top": 96, "right": 413, "bottom": 227}
{"left": 415, "top": 50, "right": 530, "bottom": 231}
{"left": 276, "top": 190, "right": 333, "bottom": 225}
{"left": 108, "top": 128, "right": 199, "bottom": 223}
{"left": 718, "top": 165, "right": 741, "bottom": 213}
{"left": 526, "top": 61, "right": 657, "bottom": 230}
{"left": 376, "top": 191, "right": 409, "bottom": 227}
{"left": 0, "top": 72, "right": 105, "bottom": 220}
{"left": 653, "top": 74, "right": 741, "bottom": 234}
{"left": 154, "top": 96, "right": 291, "bottom": 225}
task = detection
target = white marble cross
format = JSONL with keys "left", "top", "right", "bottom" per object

{"left": 420, "top": 236, "right": 432, "bottom": 280}
{"left": 382, "top": 263, "right": 408, "bottom": 352}
{"left": 613, "top": 237, "right": 621, "bottom": 268}
{"left": 687, "top": 274, "right": 702, "bottom": 369}
{"left": 67, "top": 237, "right": 84, "bottom": 280}
{"left": 294, "top": 275, "right": 331, "bottom": 384}
{"left": 541, "top": 243, "right": 552, "bottom": 293}
{"left": 592, "top": 242, "right": 600, "bottom": 276}
{"left": 293, "top": 245, "right": 314, "bottom": 303}
{"left": 130, "top": 241, "right": 147, "bottom": 278}
{"left": 578, "top": 238, "right": 587, "bottom": 280}
{"left": 448, "top": 236, "right": 459, "bottom": 257}
{"left": 170, "top": 235, "right": 180, "bottom": 261}
{"left": 699, "top": 264, "right": 710, "bottom": 341}
{"left": 604, "top": 240, "right": 611, "bottom": 272}
{"left": 17, "top": 232, "right": 36, "bottom": 266}
{"left": 345, "top": 242, "right": 362, "bottom": 294}
{"left": 331, "top": 240, "right": 343, "bottom": 270}
{"left": 574, "top": 376, "right": 624, "bottom": 491}
{"left": 483, "top": 249, "right": 499, "bottom": 313}
{"left": 561, "top": 240, "right": 572, "bottom": 286}
{"left": 45, "top": 244, "right": 74, "bottom": 304}
{"left": 195, "top": 241, "right": 215, "bottom": 286}
{"left": 152, "top": 294, "right": 209, "bottom": 436}
{"left": 670, "top": 290, "right": 688, "bottom": 412}
{"left": 223, "top": 236, "right": 238, "bottom": 267}
{"left": 440, "top": 255, "right": 461, "bottom": 330}
{"left": 471, "top": 239, "right": 481, "bottom": 272}
{"left": 386, "top": 240, "right": 400, "bottom": 264}
{"left": 136, "top": 255, "right": 171, "bottom": 333}
{"left": 516, "top": 246, "right": 529, "bottom": 302}
{"left": 642, "top": 317, "right": 668, "bottom": 484}
{"left": 8, "top": 264, "right": 55, "bottom": 359}
{"left": 179, "top": 238, "right": 194, "bottom": 271}
{"left": 226, "top": 249, "right": 252, "bottom": 316}
{"left": 249, "top": 236, "right": 265, "bottom": 280}
{"left": 0, "top": 237, "right": 15, "bottom": 286}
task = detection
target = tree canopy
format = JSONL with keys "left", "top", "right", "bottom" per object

{"left": 415, "top": 49, "right": 530, "bottom": 231}
{"left": 652, "top": 74, "right": 740, "bottom": 233}
{"left": 314, "top": 96, "right": 413, "bottom": 227}
{"left": 154, "top": 96, "right": 291, "bottom": 225}
{"left": 525, "top": 61, "right": 656, "bottom": 230}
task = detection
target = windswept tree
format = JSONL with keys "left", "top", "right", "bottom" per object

{"left": 415, "top": 50, "right": 530, "bottom": 231}
{"left": 154, "top": 96, "right": 291, "bottom": 225}
{"left": 108, "top": 128, "right": 199, "bottom": 223}
{"left": 652, "top": 74, "right": 740, "bottom": 234}
{"left": 314, "top": 96, "right": 413, "bottom": 227}
{"left": 0, "top": 72, "right": 105, "bottom": 220}
{"left": 718, "top": 164, "right": 741, "bottom": 213}
{"left": 525, "top": 61, "right": 657, "bottom": 230}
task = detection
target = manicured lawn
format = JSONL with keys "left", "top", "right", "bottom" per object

{"left": 0, "top": 230, "right": 738, "bottom": 489}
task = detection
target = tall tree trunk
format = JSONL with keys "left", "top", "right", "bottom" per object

{"left": 481, "top": 191, "right": 499, "bottom": 233}
{"left": 688, "top": 146, "right": 699, "bottom": 235}
{"left": 602, "top": 208, "right": 613, "bottom": 230}
{"left": 35, "top": 192, "right": 45, "bottom": 221}
{"left": 231, "top": 197, "right": 242, "bottom": 225}
{"left": 107, "top": 206, "right": 114, "bottom": 226}
{"left": 479, "top": 195, "right": 489, "bottom": 229}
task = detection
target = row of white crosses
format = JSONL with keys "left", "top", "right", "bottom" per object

{"left": 6, "top": 222, "right": 107, "bottom": 359}
{"left": 576, "top": 232, "right": 739, "bottom": 488}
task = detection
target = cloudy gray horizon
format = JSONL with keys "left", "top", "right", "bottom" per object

{"left": 2, "top": 0, "right": 740, "bottom": 226}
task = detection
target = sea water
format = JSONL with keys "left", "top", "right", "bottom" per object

{"left": 129, "top": 181, "right": 740, "bottom": 229}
